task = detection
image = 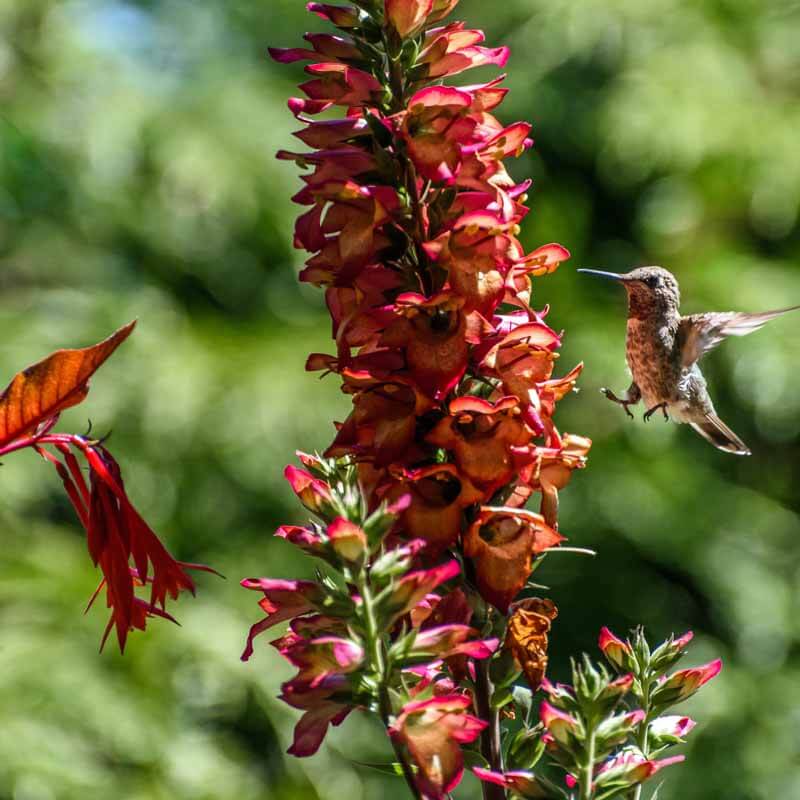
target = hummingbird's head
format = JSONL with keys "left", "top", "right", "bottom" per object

{"left": 577, "top": 266, "right": 680, "bottom": 318}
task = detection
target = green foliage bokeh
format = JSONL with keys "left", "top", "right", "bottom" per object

{"left": 1, "top": 1, "right": 799, "bottom": 798}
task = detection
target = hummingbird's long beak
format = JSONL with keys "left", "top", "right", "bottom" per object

{"left": 576, "top": 269, "right": 628, "bottom": 282}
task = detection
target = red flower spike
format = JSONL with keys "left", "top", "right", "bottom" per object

{"left": 256, "top": 0, "right": 595, "bottom": 768}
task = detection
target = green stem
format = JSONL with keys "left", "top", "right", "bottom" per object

{"left": 631, "top": 680, "right": 652, "bottom": 800}
{"left": 579, "top": 724, "right": 596, "bottom": 800}
{"left": 359, "top": 571, "right": 422, "bottom": 800}
{"left": 474, "top": 660, "right": 506, "bottom": 800}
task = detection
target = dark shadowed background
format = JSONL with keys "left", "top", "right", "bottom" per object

{"left": 1, "top": 1, "right": 799, "bottom": 798}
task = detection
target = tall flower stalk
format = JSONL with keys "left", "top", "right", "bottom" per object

{"left": 243, "top": 2, "right": 718, "bottom": 799}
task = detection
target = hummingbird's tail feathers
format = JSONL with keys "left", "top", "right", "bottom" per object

{"left": 689, "top": 414, "right": 751, "bottom": 456}
{"left": 680, "top": 305, "right": 800, "bottom": 367}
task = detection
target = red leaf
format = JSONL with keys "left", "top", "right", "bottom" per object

{"left": 0, "top": 321, "right": 136, "bottom": 448}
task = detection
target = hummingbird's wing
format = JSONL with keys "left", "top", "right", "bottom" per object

{"left": 679, "top": 306, "right": 800, "bottom": 368}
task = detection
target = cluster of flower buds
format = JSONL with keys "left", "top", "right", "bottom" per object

{"left": 243, "top": 455, "right": 497, "bottom": 796}
{"left": 0, "top": 322, "right": 213, "bottom": 651}
{"left": 472, "top": 628, "right": 720, "bottom": 799}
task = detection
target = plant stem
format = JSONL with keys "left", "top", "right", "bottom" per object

{"left": 579, "top": 724, "right": 596, "bottom": 800}
{"left": 474, "top": 660, "right": 506, "bottom": 800}
{"left": 359, "top": 571, "right": 422, "bottom": 800}
{"left": 631, "top": 680, "right": 652, "bottom": 800}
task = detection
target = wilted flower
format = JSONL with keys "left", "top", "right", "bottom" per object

{"left": 505, "top": 597, "right": 558, "bottom": 691}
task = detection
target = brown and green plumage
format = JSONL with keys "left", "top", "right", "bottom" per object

{"left": 578, "top": 266, "right": 800, "bottom": 455}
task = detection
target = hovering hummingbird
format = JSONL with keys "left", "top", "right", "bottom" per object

{"left": 577, "top": 266, "right": 799, "bottom": 455}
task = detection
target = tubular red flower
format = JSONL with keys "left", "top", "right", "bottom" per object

{"left": 388, "top": 463, "right": 484, "bottom": 552}
{"left": 595, "top": 751, "right": 686, "bottom": 788}
{"left": 284, "top": 465, "right": 334, "bottom": 515}
{"left": 240, "top": 578, "right": 327, "bottom": 660}
{"left": 390, "top": 694, "right": 487, "bottom": 798}
{"left": 463, "top": 507, "right": 564, "bottom": 611}
{"left": 385, "top": 559, "right": 461, "bottom": 620}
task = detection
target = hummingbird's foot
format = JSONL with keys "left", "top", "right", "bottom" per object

{"left": 643, "top": 403, "right": 669, "bottom": 422}
{"left": 601, "top": 388, "right": 635, "bottom": 419}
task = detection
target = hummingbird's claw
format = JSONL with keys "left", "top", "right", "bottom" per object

{"left": 643, "top": 403, "right": 669, "bottom": 423}
{"left": 601, "top": 387, "right": 635, "bottom": 419}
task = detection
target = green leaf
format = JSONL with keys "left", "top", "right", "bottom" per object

{"left": 350, "top": 760, "right": 407, "bottom": 777}
{"left": 461, "top": 749, "right": 490, "bottom": 770}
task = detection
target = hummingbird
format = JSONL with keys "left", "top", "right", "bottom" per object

{"left": 577, "top": 266, "right": 800, "bottom": 455}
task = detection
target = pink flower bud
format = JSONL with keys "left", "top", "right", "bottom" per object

{"left": 598, "top": 627, "right": 633, "bottom": 671}
{"left": 539, "top": 701, "right": 581, "bottom": 745}
{"left": 327, "top": 517, "right": 368, "bottom": 562}
{"left": 649, "top": 715, "right": 697, "bottom": 741}
{"left": 385, "top": 0, "right": 434, "bottom": 37}
{"left": 654, "top": 659, "right": 722, "bottom": 704}
{"left": 284, "top": 465, "right": 334, "bottom": 515}
{"left": 473, "top": 768, "right": 550, "bottom": 798}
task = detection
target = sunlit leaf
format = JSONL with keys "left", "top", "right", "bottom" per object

{"left": 0, "top": 321, "right": 136, "bottom": 447}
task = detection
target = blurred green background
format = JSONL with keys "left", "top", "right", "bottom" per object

{"left": 1, "top": 1, "right": 799, "bottom": 798}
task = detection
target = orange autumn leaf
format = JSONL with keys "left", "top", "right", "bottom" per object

{"left": 0, "top": 321, "right": 136, "bottom": 448}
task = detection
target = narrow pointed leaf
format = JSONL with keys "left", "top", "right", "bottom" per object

{"left": 0, "top": 321, "right": 136, "bottom": 447}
